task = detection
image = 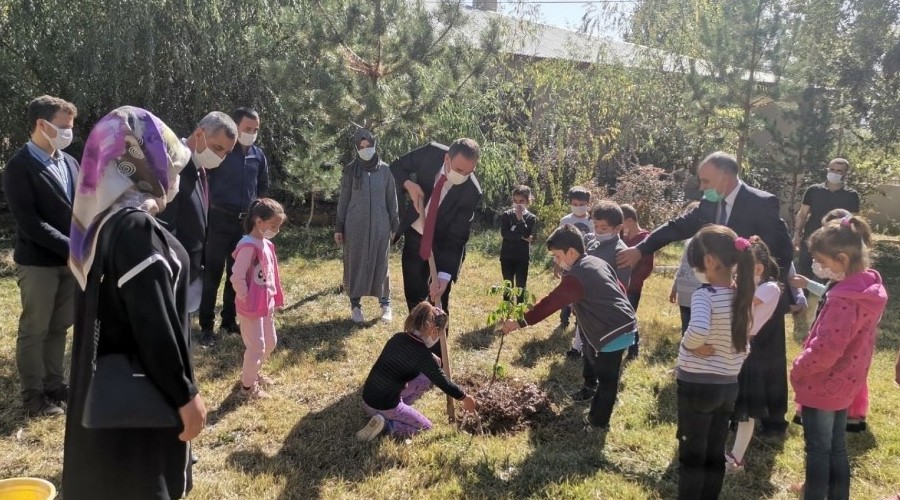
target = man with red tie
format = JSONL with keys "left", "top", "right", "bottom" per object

{"left": 391, "top": 139, "right": 482, "bottom": 314}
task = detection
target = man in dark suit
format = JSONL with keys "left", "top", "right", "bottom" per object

{"left": 618, "top": 151, "right": 794, "bottom": 434}
{"left": 3, "top": 95, "right": 80, "bottom": 417}
{"left": 157, "top": 111, "right": 237, "bottom": 347}
{"left": 391, "top": 139, "right": 482, "bottom": 314}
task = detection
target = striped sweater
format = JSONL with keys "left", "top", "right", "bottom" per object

{"left": 677, "top": 285, "right": 749, "bottom": 384}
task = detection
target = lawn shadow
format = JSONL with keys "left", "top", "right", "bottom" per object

{"left": 511, "top": 325, "right": 572, "bottom": 369}
{"left": 276, "top": 317, "right": 362, "bottom": 363}
{"left": 719, "top": 431, "right": 787, "bottom": 499}
{"left": 281, "top": 286, "right": 343, "bottom": 313}
{"left": 649, "top": 375, "right": 678, "bottom": 426}
{"left": 456, "top": 325, "right": 497, "bottom": 351}
{"left": 226, "top": 391, "right": 391, "bottom": 500}
{"left": 205, "top": 384, "right": 244, "bottom": 427}
{"left": 0, "top": 368, "right": 27, "bottom": 437}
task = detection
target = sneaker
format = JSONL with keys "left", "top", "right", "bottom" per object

{"left": 791, "top": 413, "right": 803, "bottom": 426}
{"left": 846, "top": 419, "right": 867, "bottom": 433}
{"left": 351, "top": 307, "right": 364, "bottom": 324}
{"left": 356, "top": 414, "right": 386, "bottom": 441}
{"left": 220, "top": 322, "right": 240, "bottom": 335}
{"left": 24, "top": 394, "right": 65, "bottom": 417}
{"left": 582, "top": 412, "right": 609, "bottom": 433}
{"left": 569, "top": 386, "right": 596, "bottom": 403}
{"left": 565, "top": 348, "right": 582, "bottom": 361}
{"left": 380, "top": 305, "right": 393, "bottom": 322}
{"left": 198, "top": 330, "right": 216, "bottom": 348}
{"left": 239, "top": 383, "right": 269, "bottom": 400}
{"left": 257, "top": 373, "right": 275, "bottom": 388}
{"left": 45, "top": 385, "right": 68, "bottom": 410}
{"left": 725, "top": 452, "right": 745, "bottom": 473}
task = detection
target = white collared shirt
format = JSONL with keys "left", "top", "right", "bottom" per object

{"left": 411, "top": 164, "right": 454, "bottom": 281}
{"left": 720, "top": 179, "right": 744, "bottom": 224}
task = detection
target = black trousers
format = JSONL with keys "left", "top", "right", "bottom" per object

{"left": 199, "top": 208, "right": 244, "bottom": 331}
{"left": 582, "top": 347, "right": 625, "bottom": 428}
{"left": 679, "top": 306, "right": 692, "bottom": 336}
{"left": 401, "top": 231, "right": 454, "bottom": 356}
{"left": 676, "top": 380, "right": 739, "bottom": 500}
{"left": 499, "top": 258, "right": 529, "bottom": 303}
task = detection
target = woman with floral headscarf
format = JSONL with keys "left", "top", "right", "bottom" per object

{"left": 63, "top": 106, "right": 206, "bottom": 499}
{"left": 334, "top": 127, "right": 399, "bottom": 323}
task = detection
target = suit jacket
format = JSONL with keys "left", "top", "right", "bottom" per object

{"left": 637, "top": 183, "right": 794, "bottom": 301}
{"left": 391, "top": 142, "right": 483, "bottom": 280}
{"left": 157, "top": 159, "right": 207, "bottom": 281}
{"left": 3, "top": 145, "right": 80, "bottom": 266}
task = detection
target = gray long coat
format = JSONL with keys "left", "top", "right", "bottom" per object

{"left": 335, "top": 161, "right": 400, "bottom": 299}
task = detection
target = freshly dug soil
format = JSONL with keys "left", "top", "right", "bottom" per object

{"left": 457, "top": 376, "right": 557, "bottom": 435}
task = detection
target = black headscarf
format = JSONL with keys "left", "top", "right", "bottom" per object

{"left": 350, "top": 127, "right": 380, "bottom": 190}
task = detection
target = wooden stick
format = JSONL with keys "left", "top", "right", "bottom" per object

{"left": 428, "top": 253, "right": 455, "bottom": 423}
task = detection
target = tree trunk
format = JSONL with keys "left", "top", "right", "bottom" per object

{"left": 306, "top": 192, "right": 316, "bottom": 230}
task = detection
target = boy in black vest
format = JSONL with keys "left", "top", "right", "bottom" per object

{"left": 501, "top": 224, "right": 636, "bottom": 431}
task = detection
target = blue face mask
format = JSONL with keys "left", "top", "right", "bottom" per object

{"left": 702, "top": 188, "right": 723, "bottom": 203}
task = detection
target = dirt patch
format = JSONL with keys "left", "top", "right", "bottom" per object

{"left": 457, "top": 376, "right": 558, "bottom": 435}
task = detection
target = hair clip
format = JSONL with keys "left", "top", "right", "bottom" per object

{"left": 734, "top": 237, "right": 751, "bottom": 251}
{"left": 749, "top": 235, "right": 761, "bottom": 244}
{"left": 840, "top": 215, "right": 852, "bottom": 226}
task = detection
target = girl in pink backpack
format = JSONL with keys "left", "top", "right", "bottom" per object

{"left": 231, "top": 198, "right": 286, "bottom": 400}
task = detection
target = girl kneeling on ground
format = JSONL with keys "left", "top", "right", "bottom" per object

{"left": 357, "top": 302, "right": 476, "bottom": 441}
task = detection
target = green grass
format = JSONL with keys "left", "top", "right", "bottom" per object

{"left": 1, "top": 228, "right": 899, "bottom": 499}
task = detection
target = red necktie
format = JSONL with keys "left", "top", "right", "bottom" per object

{"left": 419, "top": 174, "right": 447, "bottom": 261}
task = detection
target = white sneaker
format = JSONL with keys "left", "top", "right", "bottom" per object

{"left": 351, "top": 307, "right": 364, "bottom": 323}
{"left": 380, "top": 305, "right": 393, "bottom": 322}
{"left": 356, "top": 414, "right": 386, "bottom": 441}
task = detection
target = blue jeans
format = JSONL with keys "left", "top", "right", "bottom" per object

{"left": 801, "top": 406, "right": 849, "bottom": 500}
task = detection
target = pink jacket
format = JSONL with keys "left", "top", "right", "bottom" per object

{"left": 231, "top": 236, "right": 284, "bottom": 318}
{"left": 791, "top": 269, "right": 887, "bottom": 411}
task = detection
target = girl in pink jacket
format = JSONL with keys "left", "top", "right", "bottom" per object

{"left": 790, "top": 215, "right": 887, "bottom": 499}
{"left": 231, "top": 198, "right": 286, "bottom": 400}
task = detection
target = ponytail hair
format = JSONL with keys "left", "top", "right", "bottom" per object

{"left": 686, "top": 225, "right": 754, "bottom": 352}
{"left": 808, "top": 215, "right": 872, "bottom": 275}
{"left": 404, "top": 301, "right": 448, "bottom": 334}
{"left": 748, "top": 235, "right": 779, "bottom": 283}
{"left": 243, "top": 198, "right": 287, "bottom": 234}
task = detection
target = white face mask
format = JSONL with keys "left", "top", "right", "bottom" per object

{"left": 826, "top": 172, "right": 843, "bottom": 184}
{"left": 445, "top": 164, "right": 470, "bottom": 185}
{"left": 812, "top": 261, "right": 845, "bottom": 281}
{"left": 41, "top": 121, "right": 74, "bottom": 151}
{"left": 753, "top": 274, "right": 761, "bottom": 286}
{"left": 358, "top": 147, "right": 376, "bottom": 161}
{"left": 262, "top": 228, "right": 279, "bottom": 240}
{"left": 238, "top": 131, "right": 257, "bottom": 147}
{"left": 694, "top": 270, "right": 708, "bottom": 283}
{"left": 514, "top": 203, "right": 527, "bottom": 212}
{"left": 595, "top": 232, "right": 616, "bottom": 243}
{"left": 193, "top": 133, "right": 224, "bottom": 170}
{"left": 570, "top": 205, "right": 589, "bottom": 217}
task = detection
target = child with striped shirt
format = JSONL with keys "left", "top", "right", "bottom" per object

{"left": 676, "top": 225, "right": 755, "bottom": 500}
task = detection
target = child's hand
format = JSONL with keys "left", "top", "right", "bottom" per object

{"left": 669, "top": 289, "right": 677, "bottom": 304}
{"left": 461, "top": 395, "right": 477, "bottom": 413}
{"left": 523, "top": 235, "right": 534, "bottom": 244}
{"left": 790, "top": 274, "right": 809, "bottom": 289}
{"left": 500, "top": 320, "right": 519, "bottom": 335}
{"left": 334, "top": 232, "right": 344, "bottom": 245}
{"left": 789, "top": 304, "right": 807, "bottom": 315}
{"left": 178, "top": 394, "right": 207, "bottom": 442}
{"left": 689, "top": 344, "right": 715, "bottom": 357}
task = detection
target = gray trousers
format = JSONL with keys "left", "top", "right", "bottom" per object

{"left": 15, "top": 264, "right": 75, "bottom": 399}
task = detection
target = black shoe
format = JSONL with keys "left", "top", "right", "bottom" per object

{"left": 24, "top": 394, "right": 64, "bottom": 417}
{"left": 791, "top": 413, "right": 803, "bottom": 426}
{"left": 199, "top": 330, "right": 216, "bottom": 347}
{"left": 569, "top": 386, "right": 596, "bottom": 403}
{"left": 45, "top": 385, "right": 69, "bottom": 410}
{"left": 625, "top": 344, "right": 639, "bottom": 361}
{"left": 220, "top": 322, "right": 240, "bottom": 335}
{"left": 565, "top": 348, "right": 582, "bottom": 361}
{"left": 846, "top": 420, "right": 867, "bottom": 433}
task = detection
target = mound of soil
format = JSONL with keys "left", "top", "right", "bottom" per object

{"left": 457, "top": 377, "right": 557, "bottom": 435}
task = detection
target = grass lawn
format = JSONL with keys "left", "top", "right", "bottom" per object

{"left": 1, "top": 228, "right": 899, "bottom": 499}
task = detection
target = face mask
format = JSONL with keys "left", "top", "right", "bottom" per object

{"left": 753, "top": 275, "right": 761, "bottom": 286}
{"left": 238, "top": 132, "right": 257, "bottom": 147}
{"left": 445, "top": 164, "right": 470, "bottom": 185}
{"left": 358, "top": 147, "right": 376, "bottom": 161}
{"left": 514, "top": 203, "right": 527, "bottom": 212}
{"left": 193, "top": 133, "right": 224, "bottom": 170}
{"left": 826, "top": 172, "right": 843, "bottom": 184}
{"left": 702, "top": 188, "right": 723, "bottom": 203}
{"left": 262, "top": 229, "right": 279, "bottom": 240}
{"left": 41, "top": 121, "right": 74, "bottom": 151}
{"left": 694, "top": 270, "right": 708, "bottom": 283}
{"left": 570, "top": 205, "right": 589, "bottom": 217}
{"left": 595, "top": 232, "right": 616, "bottom": 243}
{"left": 812, "top": 262, "right": 845, "bottom": 281}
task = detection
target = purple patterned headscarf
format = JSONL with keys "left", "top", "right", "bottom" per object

{"left": 69, "top": 106, "right": 190, "bottom": 289}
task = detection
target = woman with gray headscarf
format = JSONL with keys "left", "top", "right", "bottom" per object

{"left": 64, "top": 106, "right": 206, "bottom": 499}
{"left": 334, "top": 127, "right": 400, "bottom": 323}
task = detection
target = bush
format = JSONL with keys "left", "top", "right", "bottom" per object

{"left": 595, "top": 165, "right": 687, "bottom": 228}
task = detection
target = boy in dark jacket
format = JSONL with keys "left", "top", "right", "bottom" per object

{"left": 501, "top": 224, "right": 636, "bottom": 431}
{"left": 498, "top": 185, "right": 537, "bottom": 303}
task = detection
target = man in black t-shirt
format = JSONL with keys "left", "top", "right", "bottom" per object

{"left": 793, "top": 158, "right": 860, "bottom": 276}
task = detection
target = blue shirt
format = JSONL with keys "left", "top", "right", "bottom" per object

{"left": 26, "top": 140, "right": 73, "bottom": 200}
{"left": 206, "top": 143, "right": 269, "bottom": 211}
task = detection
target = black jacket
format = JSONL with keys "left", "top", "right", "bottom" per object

{"left": 157, "top": 160, "right": 207, "bottom": 281}
{"left": 3, "top": 145, "right": 80, "bottom": 266}
{"left": 390, "top": 142, "right": 483, "bottom": 280}
{"left": 499, "top": 209, "right": 537, "bottom": 262}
